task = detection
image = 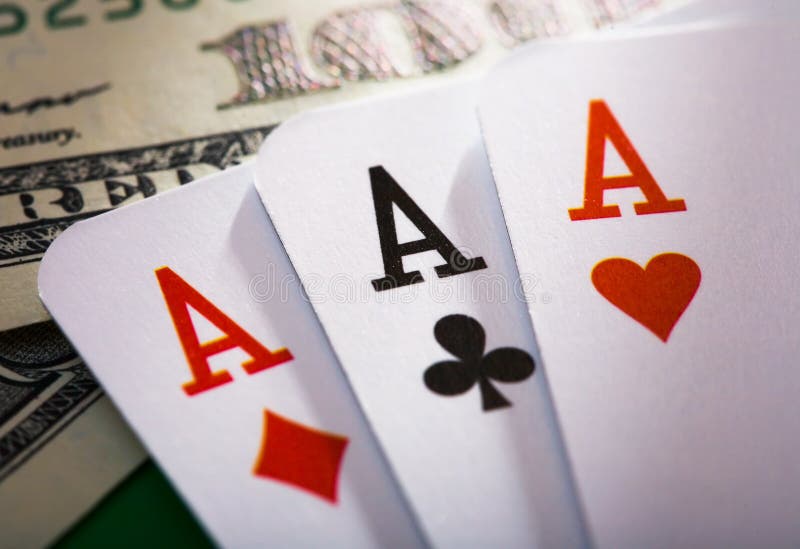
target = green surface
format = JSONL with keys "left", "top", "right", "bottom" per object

{"left": 54, "top": 460, "right": 214, "bottom": 549}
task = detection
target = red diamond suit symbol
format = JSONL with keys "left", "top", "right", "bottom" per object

{"left": 252, "top": 409, "right": 349, "bottom": 503}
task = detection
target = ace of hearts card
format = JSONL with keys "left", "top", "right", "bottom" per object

{"left": 479, "top": 20, "right": 800, "bottom": 548}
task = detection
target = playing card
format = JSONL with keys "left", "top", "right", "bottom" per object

{"left": 479, "top": 22, "right": 800, "bottom": 547}
{"left": 640, "top": 0, "right": 800, "bottom": 26}
{"left": 37, "top": 164, "right": 424, "bottom": 548}
{"left": 254, "top": 84, "right": 587, "bottom": 548}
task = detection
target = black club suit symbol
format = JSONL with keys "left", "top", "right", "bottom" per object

{"left": 423, "top": 314, "right": 535, "bottom": 411}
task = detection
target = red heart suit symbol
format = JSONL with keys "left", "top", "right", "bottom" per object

{"left": 591, "top": 253, "right": 701, "bottom": 342}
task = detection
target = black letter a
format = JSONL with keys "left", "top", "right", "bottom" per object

{"left": 369, "top": 166, "right": 487, "bottom": 292}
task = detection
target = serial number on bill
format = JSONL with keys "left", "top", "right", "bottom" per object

{"left": 0, "top": 0, "right": 248, "bottom": 37}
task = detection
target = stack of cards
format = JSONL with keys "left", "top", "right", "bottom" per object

{"left": 37, "top": 1, "right": 800, "bottom": 546}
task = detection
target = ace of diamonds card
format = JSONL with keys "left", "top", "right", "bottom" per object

{"left": 37, "top": 165, "right": 423, "bottom": 547}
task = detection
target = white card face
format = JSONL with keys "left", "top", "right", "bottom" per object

{"left": 479, "top": 23, "right": 800, "bottom": 547}
{"left": 641, "top": 0, "right": 800, "bottom": 26}
{"left": 37, "top": 165, "right": 423, "bottom": 548}
{"left": 254, "top": 84, "right": 587, "bottom": 548}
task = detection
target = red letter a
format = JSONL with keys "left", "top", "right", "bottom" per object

{"left": 155, "top": 266, "right": 293, "bottom": 396}
{"left": 569, "top": 100, "right": 686, "bottom": 221}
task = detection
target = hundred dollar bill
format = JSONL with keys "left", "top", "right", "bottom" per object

{"left": 0, "top": 0, "right": 679, "bottom": 546}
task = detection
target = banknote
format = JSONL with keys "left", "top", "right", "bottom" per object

{"left": 0, "top": 0, "right": 678, "bottom": 546}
